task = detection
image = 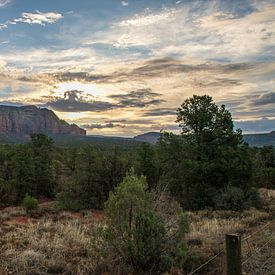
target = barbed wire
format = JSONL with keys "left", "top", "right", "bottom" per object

{"left": 243, "top": 221, "right": 273, "bottom": 242}
{"left": 186, "top": 249, "right": 224, "bottom": 275}
{"left": 183, "top": 221, "right": 273, "bottom": 275}
{"left": 242, "top": 237, "right": 274, "bottom": 266}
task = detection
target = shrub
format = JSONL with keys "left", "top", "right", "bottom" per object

{"left": 91, "top": 171, "right": 189, "bottom": 272}
{"left": 214, "top": 186, "right": 259, "bottom": 211}
{"left": 0, "top": 179, "right": 16, "bottom": 207}
{"left": 23, "top": 193, "right": 38, "bottom": 215}
{"left": 55, "top": 181, "right": 83, "bottom": 211}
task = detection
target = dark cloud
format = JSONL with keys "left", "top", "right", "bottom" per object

{"left": 20, "top": 58, "right": 255, "bottom": 85}
{"left": 51, "top": 72, "right": 109, "bottom": 83}
{"left": 143, "top": 108, "right": 176, "bottom": 117}
{"left": 109, "top": 88, "right": 165, "bottom": 108}
{"left": 195, "top": 77, "right": 242, "bottom": 88}
{"left": 45, "top": 90, "right": 114, "bottom": 112}
{"left": 129, "top": 58, "right": 253, "bottom": 78}
{"left": 106, "top": 118, "right": 154, "bottom": 125}
{"left": 81, "top": 122, "right": 125, "bottom": 129}
{"left": 44, "top": 88, "right": 164, "bottom": 112}
{"left": 251, "top": 92, "right": 275, "bottom": 106}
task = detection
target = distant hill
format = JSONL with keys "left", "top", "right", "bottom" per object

{"left": 133, "top": 131, "right": 275, "bottom": 147}
{"left": 0, "top": 105, "right": 274, "bottom": 148}
{"left": 133, "top": 132, "right": 161, "bottom": 143}
{"left": 0, "top": 105, "right": 86, "bottom": 141}
{"left": 243, "top": 131, "right": 275, "bottom": 147}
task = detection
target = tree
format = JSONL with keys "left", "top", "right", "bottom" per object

{"left": 9, "top": 145, "right": 35, "bottom": 201}
{"left": 176, "top": 95, "right": 241, "bottom": 145}
{"left": 158, "top": 95, "right": 256, "bottom": 210}
{"left": 135, "top": 143, "right": 158, "bottom": 189}
{"left": 74, "top": 144, "right": 105, "bottom": 209}
{"left": 30, "top": 134, "right": 55, "bottom": 197}
{"left": 92, "top": 171, "right": 189, "bottom": 272}
{"left": 23, "top": 193, "right": 38, "bottom": 215}
{"left": 104, "top": 147, "right": 127, "bottom": 197}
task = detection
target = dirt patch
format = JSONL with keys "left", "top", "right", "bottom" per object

{"left": 3, "top": 216, "right": 32, "bottom": 226}
{"left": 91, "top": 210, "right": 104, "bottom": 222}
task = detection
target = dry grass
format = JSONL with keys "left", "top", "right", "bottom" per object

{"left": 0, "top": 188, "right": 274, "bottom": 274}
{"left": 0, "top": 217, "right": 97, "bottom": 274}
{"left": 183, "top": 189, "right": 274, "bottom": 274}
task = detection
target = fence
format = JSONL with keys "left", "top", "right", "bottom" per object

{"left": 185, "top": 221, "right": 273, "bottom": 275}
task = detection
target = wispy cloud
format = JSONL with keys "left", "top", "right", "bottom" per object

{"left": 82, "top": 122, "right": 126, "bottom": 129}
{"left": 13, "top": 11, "right": 63, "bottom": 25}
{"left": 116, "top": 8, "right": 177, "bottom": 27}
{"left": 121, "top": 1, "right": 128, "bottom": 7}
{"left": 0, "top": 10, "right": 63, "bottom": 30}
{"left": 0, "top": 0, "right": 11, "bottom": 8}
{"left": 0, "top": 0, "right": 275, "bottom": 135}
{"left": 0, "top": 40, "right": 9, "bottom": 45}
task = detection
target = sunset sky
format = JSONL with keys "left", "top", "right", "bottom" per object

{"left": 0, "top": 0, "right": 274, "bottom": 136}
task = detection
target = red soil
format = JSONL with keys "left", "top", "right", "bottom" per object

{"left": 3, "top": 216, "right": 32, "bottom": 226}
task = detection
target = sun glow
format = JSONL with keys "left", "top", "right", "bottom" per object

{"left": 53, "top": 81, "right": 110, "bottom": 99}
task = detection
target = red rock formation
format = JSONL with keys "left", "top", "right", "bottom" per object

{"left": 0, "top": 105, "right": 86, "bottom": 137}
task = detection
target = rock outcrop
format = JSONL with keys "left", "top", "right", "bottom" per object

{"left": 0, "top": 105, "right": 86, "bottom": 137}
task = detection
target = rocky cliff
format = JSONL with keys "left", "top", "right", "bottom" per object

{"left": 0, "top": 105, "right": 86, "bottom": 137}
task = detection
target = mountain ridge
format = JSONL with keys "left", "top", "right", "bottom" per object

{"left": 0, "top": 105, "right": 86, "bottom": 138}
{"left": 134, "top": 131, "right": 275, "bottom": 147}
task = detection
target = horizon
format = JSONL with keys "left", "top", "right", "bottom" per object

{"left": 0, "top": 102, "right": 274, "bottom": 137}
{"left": 1, "top": 0, "right": 275, "bottom": 136}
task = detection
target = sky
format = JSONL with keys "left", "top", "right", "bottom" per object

{"left": 0, "top": 0, "right": 275, "bottom": 136}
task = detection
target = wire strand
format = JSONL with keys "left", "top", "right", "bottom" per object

{"left": 242, "top": 237, "right": 274, "bottom": 265}
{"left": 243, "top": 222, "right": 273, "bottom": 242}
{"left": 186, "top": 249, "right": 224, "bottom": 275}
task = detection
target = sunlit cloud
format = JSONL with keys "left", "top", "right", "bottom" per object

{"left": 0, "top": 10, "right": 63, "bottom": 30}
{"left": 13, "top": 11, "right": 63, "bottom": 25}
{"left": 0, "top": 0, "right": 274, "bottom": 135}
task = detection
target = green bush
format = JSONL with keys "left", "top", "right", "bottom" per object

{"left": 55, "top": 181, "right": 83, "bottom": 211}
{"left": 23, "top": 193, "right": 38, "bottom": 215}
{"left": 0, "top": 179, "right": 16, "bottom": 207}
{"left": 214, "top": 186, "right": 259, "bottom": 211}
{"left": 91, "top": 171, "right": 189, "bottom": 272}
{"left": 128, "top": 210, "right": 166, "bottom": 270}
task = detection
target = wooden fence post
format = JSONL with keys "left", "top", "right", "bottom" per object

{"left": 226, "top": 234, "right": 242, "bottom": 275}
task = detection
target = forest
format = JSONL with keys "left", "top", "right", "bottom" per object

{"left": 0, "top": 95, "right": 274, "bottom": 274}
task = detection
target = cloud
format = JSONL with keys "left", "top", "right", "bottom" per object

{"left": 37, "top": 58, "right": 254, "bottom": 86}
{"left": 0, "top": 40, "right": 9, "bottom": 45}
{"left": 81, "top": 122, "right": 125, "bottom": 129}
{"left": 45, "top": 90, "right": 114, "bottom": 112}
{"left": 43, "top": 88, "right": 164, "bottom": 113}
{"left": 0, "top": 0, "right": 10, "bottom": 7}
{"left": 116, "top": 7, "right": 177, "bottom": 27}
{"left": 121, "top": 1, "right": 128, "bottom": 7}
{"left": 109, "top": 88, "right": 165, "bottom": 108}
{"left": 143, "top": 108, "right": 176, "bottom": 117}
{"left": 106, "top": 118, "right": 154, "bottom": 125}
{"left": 13, "top": 11, "right": 63, "bottom": 25}
{"left": 0, "top": 10, "right": 63, "bottom": 30}
{"left": 251, "top": 92, "right": 275, "bottom": 106}
{"left": 0, "top": 24, "right": 8, "bottom": 30}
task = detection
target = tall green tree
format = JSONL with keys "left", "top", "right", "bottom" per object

{"left": 74, "top": 144, "right": 105, "bottom": 208}
{"left": 135, "top": 142, "right": 157, "bottom": 189}
{"left": 158, "top": 95, "right": 256, "bottom": 210}
{"left": 30, "top": 134, "right": 55, "bottom": 197}
{"left": 9, "top": 144, "right": 35, "bottom": 200}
